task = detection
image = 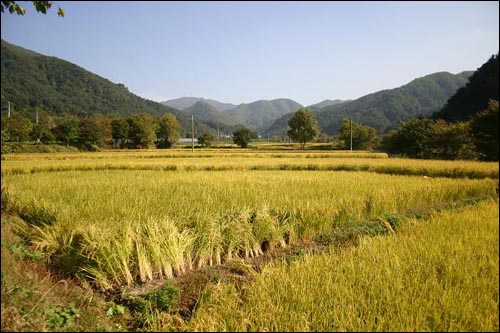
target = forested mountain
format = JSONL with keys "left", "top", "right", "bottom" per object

{"left": 433, "top": 54, "right": 498, "bottom": 121}
{"left": 164, "top": 97, "right": 302, "bottom": 131}
{"left": 0, "top": 39, "right": 214, "bottom": 135}
{"left": 182, "top": 101, "right": 241, "bottom": 135}
{"left": 223, "top": 98, "right": 302, "bottom": 130}
{"left": 306, "top": 99, "right": 350, "bottom": 112}
{"left": 381, "top": 54, "right": 499, "bottom": 161}
{"left": 263, "top": 71, "right": 472, "bottom": 136}
{"left": 162, "top": 97, "right": 236, "bottom": 112}
{"left": 262, "top": 112, "right": 295, "bottom": 137}
{"left": 1, "top": 39, "right": 174, "bottom": 117}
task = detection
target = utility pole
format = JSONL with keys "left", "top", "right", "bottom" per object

{"left": 8, "top": 101, "right": 11, "bottom": 118}
{"left": 191, "top": 115, "right": 194, "bottom": 153}
{"left": 350, "top": 118, "right": 353, "bottom": 151}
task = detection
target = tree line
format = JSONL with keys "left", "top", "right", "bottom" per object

{"left": 1, "top": 110, "right": 182, "bottom": 150}
{"left": 283, "top": 102, "right": 498, "bottom": 161}
{"left": 381, "top": 99, "right": 498, "bottom": 161}
{"left": 2, "top": 101, "right": 497, "bottom": 161}
{"left": 0, "top": 108, "right": 262, "bottom": 151}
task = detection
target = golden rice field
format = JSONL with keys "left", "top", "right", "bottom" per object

{"left": 176, "top": 200, "right": 499, "bottom": 332}
{"left": 1, "top": 149, "right": 498, "bottom": 331}
{"left": 2, "top": 149, "right": 498, "bottom": 178}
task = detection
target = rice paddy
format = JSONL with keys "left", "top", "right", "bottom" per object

{"left": 179, "top": 200, "right": 499, "bottom": 332}
{"left": 1, "top": 148, "right": 498, "bottom": 331}
{"left": 2, "top": 150, "right": 498, "bottom": 178}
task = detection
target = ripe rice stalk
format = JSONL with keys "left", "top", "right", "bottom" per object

{"left": 221, "top": 209, "right": 255, "bottom": 260}
{"left": 250, "top": 206, "right": 285, "bottom": 254}
{"left": 78, "top": 224, "right": 135, "bottom": 287}
{"left": 2, "top": 168, "right": 497, "bottom": 290}
{"left": 192, "top": 215, "right": 224, "bottom": 268}
{"left": 134, "top": 235, "right": 153, "bottom": 282}
{"left": 140, "top": 221, "right": 173, "bottom": 279}
{"left": 155, "top": 217, "right": 194, "bottom": 275}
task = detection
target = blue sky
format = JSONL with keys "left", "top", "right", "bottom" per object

{"left": 1, "top": 1, "right": 498, "bottom": 106}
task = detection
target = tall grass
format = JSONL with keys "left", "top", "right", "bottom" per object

{"left": 180, "top": 200, "right": 499, "bottom": 332}
{"left": 3, "top": 169, "right": 496, "bottom": 290}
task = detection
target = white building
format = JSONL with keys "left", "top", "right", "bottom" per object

{"left": 177, "top": 138, "right": 198, "bottom": 143}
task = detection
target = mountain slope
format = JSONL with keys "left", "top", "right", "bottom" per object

{"left": 263, "top": 71, "right": 472, "bottom": 136}
{"left": 0, "top": 39, "right": 215, "bottom": 135}
{"left": 0, "top": 39, "right": 178, "bottom": 117}
{"left": 162, "top": 97, "right": 236, "bottom": 112}
{"left": 433, "top": 54, "right": 499, "bottom": 121}
{"left": 223, "top": 98, "right": 302, "bottom": 130}
{"left": 182, "top": 101, "right": 242, "bottom": 135}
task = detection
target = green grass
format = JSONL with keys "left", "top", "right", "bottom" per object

{"left": 178, "top": 200, "right": 499, "bottom": 332}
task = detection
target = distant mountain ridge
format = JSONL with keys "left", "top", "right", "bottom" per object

{"left": 222, "top": 98, "right": 303, "bottom": 130}
{"left": 306, "top": 99, "right": 351, "bottom": 112}
{"left": 263, "top": 71, "right": 473, "bottom": 136}
{"left": 162, "top": 97, "right": 237, "bottom": 112}
{"left": 181, "top": 101, "right": 241, "bottom": 135}
{"left": 164, "top": 97, "right": 303, "bottom": 131}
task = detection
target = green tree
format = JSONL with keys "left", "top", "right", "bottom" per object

{"left": 1, "top": 1, "right": 64, "bottom": 16}
{"left": 381, "top": 118, "right": 434, "bottom": 158}
{"left": 381, "top": 117, "right": 478, "bottom": 160}
{"left": 422, "top": 120, "right": 477, "bottom": 160}
{"left": 1, "top": 114, "right": 33, "bottom": 142}
{"left": 380, "top": 130, "right": 399, "bottom": 156}
{"left": 52, "top": 115, "right": 79, "bottom": 146}
{"left": 232, "top": 127, "right": 257, "bottom": 148}
{"left": 110, "top": 117, "right": 130, "bottom": 147}
{"left": 78, "top": 114, "right": 107, "bottom": 150}
{"left": 127, "top": 113, "right": 158, "bottom": 149}
{"left": 198, "top": 133, "right": 215, "bottom": 147}
{"left": 338, "top": 119, "right": 380, "bottom": 150}
{"left": 157, "top": 113, "right": 180, "bottom": 148}
{"left": 316, "top": 133, "right": 331, "bottom": 143}
{"left": 1, "top": 116, "right": 10, "bottom": 142}
{"left": 287, "top": 108, "right": 319, "bottom": 149}
{"left": 470, "top": 99, "right": 499, "bottom": 161}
